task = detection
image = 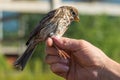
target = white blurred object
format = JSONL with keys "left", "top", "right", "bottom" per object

{"left": 0, "top": 12, "right": 3, "bottom": 41}
{"left": 0, "top": 12, "right": 2, "bottom": 54}
{"left": 0, "top": 0, "right": 120, "bottom": 16}
{"left": 0, "top": 0, "right": 12, "bottom": 2}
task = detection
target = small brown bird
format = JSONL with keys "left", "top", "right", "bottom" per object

{"left": 14, "top": 6, "right": 80, "bottom": 70}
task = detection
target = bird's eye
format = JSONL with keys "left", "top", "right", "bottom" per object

{"left": 72, "top": 11, "right": 76, "bottom": 16}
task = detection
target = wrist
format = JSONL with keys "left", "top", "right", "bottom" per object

{"left": 99, "top": 57, "right": 120, "bottom": 80}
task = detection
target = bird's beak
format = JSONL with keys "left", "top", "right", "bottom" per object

{"left": 74, "top": 16, "right": 80, "bottom": 22}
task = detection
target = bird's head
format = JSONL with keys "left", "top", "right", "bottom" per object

{"left": 60, "top": 6, "right": 80, "bottom": 22}
{"left": 69, "top": 6, "right": 80, "bottom": 22}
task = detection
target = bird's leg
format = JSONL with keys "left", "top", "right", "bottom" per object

{"left": 49, "top": 33, "right": 70, "bottom": 59}
{"left": 53, "top": 44, "right": 70, "bottom": 59}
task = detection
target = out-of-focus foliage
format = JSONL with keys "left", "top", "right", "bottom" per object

{"left": 1, "top": 14, "right": 120, "bottom": 80}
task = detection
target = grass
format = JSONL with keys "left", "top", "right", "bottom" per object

{"left": 0, "top": 55, "right": 64, "bottom": 80}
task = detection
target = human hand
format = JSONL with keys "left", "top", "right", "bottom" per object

{"left": 45, "top": 37, "right": 120, "bottom": 80}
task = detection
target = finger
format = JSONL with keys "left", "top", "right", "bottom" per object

{"left": 50, "top": 63, "right": 69, "bottom": 78}
{"left": 52, "top": 36, "right": 96, "bottom": 61}
{"left": 45, "top": 46, "right": 58, "bottom": 55}
{"left": 52, "top": 36, "right": 81, "bottom": 51}
{"left": 45, "top": 55, "right": 69, "bottom": 65}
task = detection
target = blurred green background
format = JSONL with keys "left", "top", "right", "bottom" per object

{"left": 0, "top": 0, "right": 120, "bottom": 80}
{"left": 0, "top": 14, "right": 120, "bottom": 80}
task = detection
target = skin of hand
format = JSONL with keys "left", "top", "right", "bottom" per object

{"left": 45, "top": 37, "right": 120, "bottom": 80}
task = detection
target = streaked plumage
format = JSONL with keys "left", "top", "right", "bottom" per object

{"left": 14, "top": 6, "right": 79, "bottom": 70}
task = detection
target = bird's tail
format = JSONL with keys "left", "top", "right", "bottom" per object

{"left": 14, "top": 44, "right": 36, "bottom": 71}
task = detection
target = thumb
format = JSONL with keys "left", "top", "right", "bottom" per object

{"left": 52, "top": 36, "right": 82, "bottom": 51}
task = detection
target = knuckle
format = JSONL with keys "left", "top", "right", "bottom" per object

{"left": 79, "top": 39, "right": 87, "bottom": 44}
{"left": 78, "top": 39, "right": 89, "bottom": 48}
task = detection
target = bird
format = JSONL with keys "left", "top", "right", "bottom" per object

{"left": 14, "top": 6, "right": 80, "bottom": 71}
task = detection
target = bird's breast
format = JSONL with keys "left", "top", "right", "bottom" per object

{"left": 38, "top": 14, "right": 71, "bottom": 40}
{"left": 54, "top": 15, "right": 71, "bottom": 37}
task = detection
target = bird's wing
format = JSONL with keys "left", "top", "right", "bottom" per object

{"left": 26, "top": 10, "right": 57, "bottom": 45}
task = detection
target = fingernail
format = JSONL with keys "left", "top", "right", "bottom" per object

{"left": 52, "top": 36, "right": 60, "bottom": 40}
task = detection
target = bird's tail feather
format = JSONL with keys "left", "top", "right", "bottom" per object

{"left": 14, "top": 44, "right": 36, "bottom": 71}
